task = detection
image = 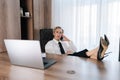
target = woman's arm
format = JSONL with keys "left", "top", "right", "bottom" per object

{"left": 62, "top": 35, "right": 70, "bottom": 41}
{"left": 62, "top": 35, "right": 77, "bottom": 54}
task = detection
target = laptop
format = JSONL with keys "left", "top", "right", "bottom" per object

{"left": 4, "top": 39, "right": 56, "bottom": 69}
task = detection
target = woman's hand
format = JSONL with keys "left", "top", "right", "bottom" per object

{"left": 62, "top": 35, "right": 70, "bottom": 41}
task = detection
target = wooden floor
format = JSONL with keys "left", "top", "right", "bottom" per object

{"left": 0, "top": 52, "right": 120, "bottom": 80}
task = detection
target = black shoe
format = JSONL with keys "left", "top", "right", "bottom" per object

{"left": 104, "top": 34, "right": 110, "bottom": 46}
{"left": 104, "top": 34, "right": 112, "bottom": 55}
{"left": 97, "top": 37, "right": 108, "bottom": 61}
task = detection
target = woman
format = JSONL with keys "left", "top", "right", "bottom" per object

{"left": 45, "top": 26, "right": 109, "bottom": 61}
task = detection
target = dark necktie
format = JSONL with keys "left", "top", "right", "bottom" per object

{"left": 58, "top": 42, "right": 65, "bottom": 54}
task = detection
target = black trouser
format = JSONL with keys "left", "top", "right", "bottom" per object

{"left": 68, "top": 49, "right": 90, "bottom": 58}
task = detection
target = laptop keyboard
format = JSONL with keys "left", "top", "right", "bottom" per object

{"left": 42, "top": 57, "right": 56, "bottom": 68}
{"left": 43, "top": 62, "right": 48, "bottom": 65}
{"left": 43, "top": 57, "right": 49, "bottom": 65}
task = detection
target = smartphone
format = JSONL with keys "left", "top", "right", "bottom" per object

{"left": 60, "top": 36, "right": 63, "bottom": 40}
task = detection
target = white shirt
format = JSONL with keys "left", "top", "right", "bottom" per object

{"left": 45, "top": 39, "right": 77, "bottom": 54}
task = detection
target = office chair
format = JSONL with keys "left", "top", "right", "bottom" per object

{"left": 39, "top": 29, "right": 54, "bottom": 53}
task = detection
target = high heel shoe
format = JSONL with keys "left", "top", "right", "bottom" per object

{"left": 104, "top": 34, "right": 110, "bottom": 46}
{"left": 105, "top": 51, "right": 112, "bottom": 55}
{"left": 97, "top": 37, "right": 108, "bottom": 61}
{"left": 104, "top": 34, "right": 111, "bottom": 55}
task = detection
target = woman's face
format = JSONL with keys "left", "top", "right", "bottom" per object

{"left": 53, "top": 28, "right": 63, "bottom": 41}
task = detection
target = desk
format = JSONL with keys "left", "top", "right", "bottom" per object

{"left": 0, "top": 53, "right": 120, "bottom": 80}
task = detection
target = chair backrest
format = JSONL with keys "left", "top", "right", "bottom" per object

{"left": 40, "top": 29, "right": 54, "bottom": 53}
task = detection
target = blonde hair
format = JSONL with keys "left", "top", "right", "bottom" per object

{"left": 53, "top": 26, "right": 64, "bottom": 33}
